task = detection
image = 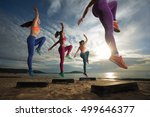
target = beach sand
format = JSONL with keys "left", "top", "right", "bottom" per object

{"left": 0, "top": 73, "right": 150, "bottom": 100}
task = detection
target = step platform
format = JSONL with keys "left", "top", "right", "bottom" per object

{"left": 91, "top": 81, "right": 139, "bottom": 96}
{"left": 79, "top": 77, "right": 96, "bottom": 81}
{"left": 16, "top": 82, "right": 49, "bottom": 88}
{"left": 0, "top": 76, "right": 21, "bottom": 78}
{"left": 52, "top": 79, "right": 75, "bottom": 84}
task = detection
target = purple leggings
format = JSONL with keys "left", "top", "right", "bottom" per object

{"left": 92, "top": 0, "right": 118, "bottom": 55}
{"left": 58, "top": 45, "right": 73, "bottom": 73}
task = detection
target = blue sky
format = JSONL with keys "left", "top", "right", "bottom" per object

{"left": 0, "top": 0, "right": 150, "bottom": 74}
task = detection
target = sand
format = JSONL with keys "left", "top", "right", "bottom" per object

{"left": 0, "top": 73, "right": 150, "bottom": 100}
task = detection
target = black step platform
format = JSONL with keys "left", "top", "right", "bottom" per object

{"left": 16, "top": 82, "right": 49, "bottom": 88}
{"left": 91, "top": 81, "right": 139, "bottom": 96}
{"left": 52, "top": 79, "right": 75, "bottom": 84}
{"left": 79, "top": 77, "right": 96, "bottom": 81}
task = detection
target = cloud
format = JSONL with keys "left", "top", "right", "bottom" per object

{"left": 0, "top": 0, "right": 150, "bottom": 74}
{"left": 47, "top": 0, "right": 61, "bottom": 16}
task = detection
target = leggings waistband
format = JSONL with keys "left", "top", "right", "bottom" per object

{"left": 28, "top": 35, "right": 36, "bottom": 39}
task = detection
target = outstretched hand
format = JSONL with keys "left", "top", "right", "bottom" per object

{"left": 77, "top": 18, "right": 83, "bottom": 25}
{"left": 83, "top": 34, "right": 87, "bottom": 38}
{"left": 60, "top": 22, "right": 64, "bottom": 26}
{"left": 33, "top": 7, "right": 38, "bottom": 12}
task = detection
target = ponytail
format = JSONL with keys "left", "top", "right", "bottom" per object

{"left": 55, "top": 31, "right": 61, "bottom": 38}
{"left": 20, "top": 21, "right": 33, "bottom": 28}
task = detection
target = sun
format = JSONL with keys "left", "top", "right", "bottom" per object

{"left": 105, "top": 72, "right": 117, "bottom": 79}
{"left": 94, "top": 43, "right": 111, "bottom": 60}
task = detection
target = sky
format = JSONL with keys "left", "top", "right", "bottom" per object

{"left": 0, "top": 0, "right": 150, "bottom": 74}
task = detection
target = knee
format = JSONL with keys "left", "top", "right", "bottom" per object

{"left": 83, "top": 62, "right": 86, "bottom": 66}
{"left": 83, "top": 59, "right": 86, "bottom": 63}
{"left": 69, "top": 45, "right": 73, "bottom": 49}
{"left": 42, "top": 36, "right": 46, "bottom": 41}
{"left": 28, "top": 50, "right": 34, "bottom": 57}
{"left": 28, "top": 54, "right": 33, "bottom": 61}
{"left": 60, "top": 62, "right": 64, "bottom": 65}
{"left": 112, "top": 0, "right": 117, "bottom": 6}
{"left": 60, "top": 59, "right": 64, "bottom": 63}
{"left": 28, "top": 53, "right": 33, "bottom": 58}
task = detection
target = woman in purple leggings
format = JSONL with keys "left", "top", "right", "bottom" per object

{"left": 78, "top": 0, "right": 127, "bottom": 69}
{"left": 48, "top": 23, "right": 73, "bottom": 77}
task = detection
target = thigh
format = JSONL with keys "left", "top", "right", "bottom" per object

{"left": 59, "top": 47, "right": 65, "bottom": 60}
{"left": 99, "top": 5, "right": 113, "bottom": 31}
{"left": 80, "top": 53, "right": 86, "bottom": 60}
{"left": 34, "top": 37, "right": 43, "bottom": 46}
{"left": 27, "top": 37, "right": 35, "bottom": 55}
{"left": 86, "top": 51, "right": 90, "bottom": 56}
{"left": 64, "top": 45, "right": 71, "bottom": 52}
{"left": 108, "top": 0, "right": 117, "bottom": 10}
{"left": 64, "top": 46, "right": 68, "bottom": 52}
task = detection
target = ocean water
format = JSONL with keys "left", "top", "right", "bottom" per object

{"left": 0, "top": 58, "right": 150, "bottom": 80}
{"left": 96, "top": 71, "right": 150, "bottom": 79}
{"left": 41, "top": 71, "right": 150, "bottom": 80}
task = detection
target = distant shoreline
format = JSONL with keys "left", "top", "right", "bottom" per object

{"left": 0, "top": 68, "right": 45, "bottom": 74}
{"left": 0, "top": 68, "right": 83, "bottom": 74}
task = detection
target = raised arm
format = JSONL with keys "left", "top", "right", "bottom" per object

{"left": 48, "top": 40, "right": 59, "bottom": 51}
{"left": 83, "top": 34, "right": 88, "bottom": 44}
{"left": 32, "top": 7, "right": 39, "bottom": 26}
{"left": 78, "top": 0, "right": 95, "bottom": 25}
{"left": 60, "top": 23, "right": 64, "bottom": 33}
{"left": 74, "top": 47, "right": 80, "bottom": 58}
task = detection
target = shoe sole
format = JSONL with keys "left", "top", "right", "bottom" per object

{"left": 109, "top": 58, "right": 128, "bottom": 69}
{"left": 83, "top": 73, "right": 88, "bottom": 77}
{"left": 114, "top": 28, "right": 120, "bottom": 33}
{"left": 59, "top": 73, "right": 64, "bottom": 77}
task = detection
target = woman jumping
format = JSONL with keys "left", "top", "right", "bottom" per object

{"left": 21, "top": 7, "right": 46, "bottom": 76}
{"left": 48, "top": 23, "right": 73, "bottom": 77}
{"left": 78, "top": 0, "right": 127, "bottom": 69}
{"left": 74, "top": 34, "right": 89, "bottom": 77}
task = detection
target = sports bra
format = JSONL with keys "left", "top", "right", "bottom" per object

{"left": 31, "top": 26, "right": 40, "bottom": 32}
{"left": 63, "top": 36, "right": 67, "bottom": 42}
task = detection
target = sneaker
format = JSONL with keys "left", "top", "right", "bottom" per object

{"left": 36, "top": 48, "right": 41, "bottom": 55}
{"left": 28, "top": 71, "right": 34, "bottom": 77}
{"left": 59, "top": 72, "right": 64, "bottom": 77}
{"left": 83, "top": 73, "right": 88, "bottom": 77}
{"left": 66, "top": 55, "right": 72, "bottom": 60}
{"left": 113, "top": 21, "right": 120, "bottom": 32}
{"left": 87, "top": 60, "right": 89, "bottom": 64}
{"left": 109, "top": 55, "right": 128, "bottom": 69}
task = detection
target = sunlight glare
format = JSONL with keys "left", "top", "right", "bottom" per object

{"left": 94, "top": 43, "right": 111, "bottom": 60}
{"left": 105, "top": 72, "right": 117, "bottom": 79}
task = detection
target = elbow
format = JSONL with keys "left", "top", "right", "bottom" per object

{"left": 86, "top": 7, "right": 89, "bottom": 12}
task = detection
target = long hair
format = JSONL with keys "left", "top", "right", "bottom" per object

{"left": 20, "top": 21, "right": 33, "bottom": 28}
{"left": 79, "top": 40, "right": 84, "bottom": 45}
{"left": 55, "top": 31, "right": 61, "bottom": 38}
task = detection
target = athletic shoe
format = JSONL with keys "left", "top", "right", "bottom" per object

{"left": 28, "top": 71, "right": 34, "bottom": 77}
{"left": 113, "top": 21, "right": 120, "bottom": 32}
{"left": 83, "top": 73, "right": 88, "bottom": 77}
{"left": 59, "top": 72, "right": 64, "bottom": 77}
{"left": 87, "top": 60, "right": 89, "bottom": 64}
{"left": 36, "top": 48, "right": 41, "bottom": 55}
{"left": 109, "top": 55, "right": 128, "bottom": 69}
{"left": 66, "top": 55, "right": 72, "bottom": 60}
